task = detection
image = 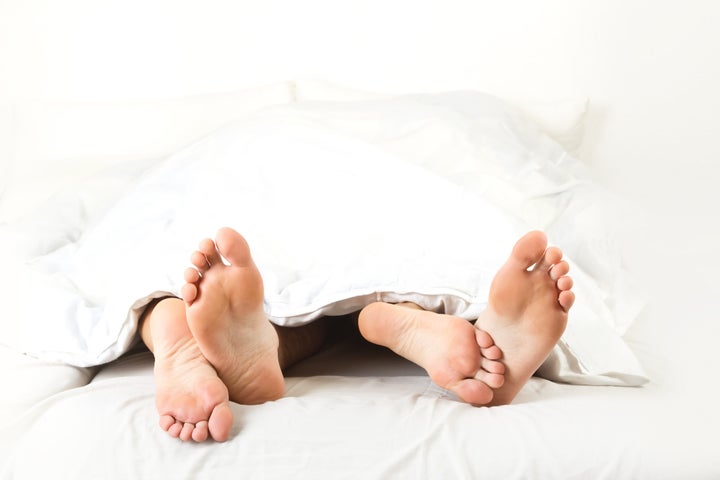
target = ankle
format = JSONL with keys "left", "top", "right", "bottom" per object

{"left": 275, "top": 319, "right": 328, "bottom": 370}
{"left": 140, "top": 296, "right": 186, "bottom": 353}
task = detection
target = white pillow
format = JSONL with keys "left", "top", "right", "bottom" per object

{"left": 294, "top": 79, "right": 588, "bottom": 156}
{"left": 1, "top": 83, "right": 295, "bottom": 221}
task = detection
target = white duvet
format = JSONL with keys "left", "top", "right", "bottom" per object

{"left": 0, "top": 93, "right": 647, "bottom": 386}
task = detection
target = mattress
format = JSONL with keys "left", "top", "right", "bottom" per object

{"left": 1, "top": 303, "right": 718, "bottom": 479}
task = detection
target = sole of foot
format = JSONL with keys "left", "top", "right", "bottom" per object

{"left": 475, "top": 230, "right": 574, "bottom": 406}
{"left": 183, "top": 227, "right": 285, "bottom": 405}
{"left": 149, "top": 298, "right": 234, "bottom": 442}
{"left": 358, "top": 302, "right": 506, "bottom": 405}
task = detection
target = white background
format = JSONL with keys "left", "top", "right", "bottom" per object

{"left": 2, "top": 0, "right": 718, "bottom": 201}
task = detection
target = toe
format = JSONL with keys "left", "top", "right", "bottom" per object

{"left": 559, "top": 290, "right": 575, "bottom": 311}
{"left": 191, "top": 250, "right": 211, "bottom": 271}
{"left": 535, "top": 246, "right": 562, "bottom": 271}
{"left": 480, "top": 356, "right": 505, "bottom": 374}
{"left": 181, "top": 283, "right": 198, "bottom": 304}
{"left": 159, "top": 415, "right": 175, "bottom": 431}
{"left": 179, "top": 422, "right": 195, "bottom": 442}
{"left": 208, "top": 402, "right": 234, "bottom": 442}
{"left": 480, "top": 344, "right": 502, "bottom": 360}
{"left": 550, "top": 260, "right": 569, "bottom": 280}
{"left": 450, "top": 378, "right": 494, "bottom": 406}
{"left": 184, "top": 267, "right": 201, "bottom": 283}
{"left": 167, "top": 420, "right": 183, "bottom": 438}
{"left": 510, "top": 231, "right": 548, "bottom": 270}
{"left": 474, "top": 369, "right": 505, "bottom": 389}
{"left": 192, "top": 421, "right": 210, "bottom": 442}
{"left": 215, "top": 227, "right": 253, "bottom": 267}
{"left": 199, "top": 238, "right": 222, "bottom": 265}
{"left": 474, "top": 328, "right": 494, "bottom": 349}
{"left": 557, "top": 275, "right": 573, "bottom": 291}
{"left": 545, "top": 246, "right": 563, "bottom": 265}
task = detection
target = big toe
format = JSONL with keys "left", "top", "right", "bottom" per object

{"left": 208, "top": 402, "right": 234, "bottom": 442}
{"left": 510, "top": 231, "right": 548, "bottom": 269}
{"left": 450, "top": 378, "right": 495, "bottom": 406}
{"left": 215, "top": 227, "right": 254, "bottom": 267}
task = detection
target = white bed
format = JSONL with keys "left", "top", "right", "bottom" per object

{"left": 2, "top": 2, "right": 719, "bottom": 478}
{"left": 0, "top": 312, "right": 714, "bottom": 479}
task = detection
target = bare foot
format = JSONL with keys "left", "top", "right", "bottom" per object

{"left": 358, "top": 302, "right": 506, "bottom": 405}
{"left": 475, "top": 230, "right": 575, "bottom": 406}
{"left": 147, "top": 298, "right": 234, "bottom": 442}
{"left": 182, "top": 227, "right": 285, "bottom": 405}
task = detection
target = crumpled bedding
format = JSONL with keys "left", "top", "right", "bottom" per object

{"left": 0, "top": 92, "right": 646, "bottom": 386}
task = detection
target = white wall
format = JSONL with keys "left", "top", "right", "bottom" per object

{"left": 0, "top": 1, "right": 589, "bottom": 101}
{"left": 1, "top": 0, "right": 718, "bottom": 275}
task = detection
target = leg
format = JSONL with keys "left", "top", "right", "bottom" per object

{"left": 139, "top": 297, "right": 234, "bottom": 442}
{"left": 275, "top": 319, "right": 329, "bottom": 371}
{"left": 358, "top": 230, "right": 574, "bottom": 406}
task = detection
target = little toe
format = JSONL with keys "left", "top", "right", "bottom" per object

{"left": 557, "top": 275, "right": 573, "bottom": 291}
{"left": 559, "top": 290, "right": 575, "bottom": 311}
{"left": 550, "top": 260, "right": 569, "bottom": 280}
{"left": 159, "top": 415, "right": 175, "bottom": 431}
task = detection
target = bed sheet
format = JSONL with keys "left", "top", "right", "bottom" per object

{"left": 0, "top": 345, "right": 96, "bottom": 427}
{"left": 1, "top": 305, "right": 718, "bottom": 480}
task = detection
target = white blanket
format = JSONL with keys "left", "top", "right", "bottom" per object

{"left": 0, "top": 93, "right": 647, "bottom": 386}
